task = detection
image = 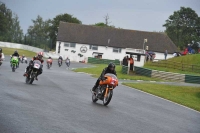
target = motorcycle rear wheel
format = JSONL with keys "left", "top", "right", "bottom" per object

{"left": 103, "top": 90, "right": 113, "bottom": 106}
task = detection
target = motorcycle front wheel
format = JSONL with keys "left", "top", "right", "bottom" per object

{"left": 92, "top": 93, "right": 98, "bottom": 103}
{"left": 103, "top": 90, "right": 113, "bottom": 106}
{"left": 12, "top": 64, "right": 15, "bottom": 72}
{"left": 26, "top": 77, "right": 34, "bottom": 84}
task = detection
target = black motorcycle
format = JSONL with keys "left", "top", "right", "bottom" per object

{"left": 25, "top": 60, "right": 41, "bottom": 84}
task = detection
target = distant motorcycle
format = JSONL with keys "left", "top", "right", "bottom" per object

{"left": 0, "top": 59, "right": 2, "bottom": 66}
{"left": 58, "top": 59, "right": 62, "bottom": 67}
{"left": 25, "top": 60, "right": 41, "bottom": 84}
{"left": 11, "top": 56, "right": 19, "bottom": 72}
{"left": 91, "top": 73, "right": 118, "bottom": 106}
{"left": 21, "top": 57, "right": 28, "bottom": 64}
{"left": 47, "top": 59, "right": 53, "bottom": 69}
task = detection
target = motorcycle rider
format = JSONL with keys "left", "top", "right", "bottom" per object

{"left": 92, "top": 62, "right": 117, "bottom": 93}
{"left": 23, "top": 52, "right": 44, "bottom": 80}
{"left": 0, "top": 48, "right": 2, "bottom": 66}
{"left": 11, "top": 50, "right": 20, "bottom": 67}
{"left": 58, "top": 55, "right": 63, "bottom": 65}
{"left": 21, "top": 54, "right": 25, "bottom": 61}
{"left": 65, "top": 57, "right": 70, "bottom": 69}
{"left": 47, "top": 56, "right": 53, "bottom": 66}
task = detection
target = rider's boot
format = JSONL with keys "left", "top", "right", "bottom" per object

{"left": 23, "top": 72, "right": 28, "bottom": 77}
{"left": 35, "top": 76, "right": 38, "bottom": 80}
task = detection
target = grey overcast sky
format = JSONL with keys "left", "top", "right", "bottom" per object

{"left": 1, "top": 0, "right": 200, "bottom": 34}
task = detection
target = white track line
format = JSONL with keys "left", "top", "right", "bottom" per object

{"left": 121, "top": 84, "right": 200, "bottom": 114}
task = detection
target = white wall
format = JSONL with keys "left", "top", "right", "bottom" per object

{"left": 154, "top": 52, "right": 174, "bottom": 60}
{"left": 0, "top": 41, "right": 43, "bottom": 53}
{"left": 56, "top": 41, "right": 145, "bottom": 66}
{"left": 0, "top": 41, "right": 59, "bottom": 58}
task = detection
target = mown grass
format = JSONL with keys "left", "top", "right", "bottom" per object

{"left": 167, "top": 54, "right": 200, "bottom": 65}
{"left": 123, "top": 83, "right": 200, "bottom": 112}
{"left": 1, "top": 47, "right": 37, "bottom": 57}
{"left": 74, "top": 64, "right": 162, "bottom": 81}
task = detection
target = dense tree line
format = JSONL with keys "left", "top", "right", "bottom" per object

{"left": 0, "top": 2, "right": 23, "bottom": 43}
{"left": 163, "top": 7, "right": 200, "bottom": 51}
{"left": 0, "top": 2, "right": 199, "bottom": 51}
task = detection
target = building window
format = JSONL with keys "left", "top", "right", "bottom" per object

{"left": 64, "top": 43, "right": 70, "bottom": 47}
{"left": 64, "top": 43, "right": 76, "bottom": 48}
{"left": 113, "top": 48, "right": 121, "bottom": 53}
{"left": 90, "top": 45, "right": 98, "bottom": 50}
{"left": 70, "top": 43, "right": 76, "bottom": 48}
{"left": 65, "top": 49, "right": 68, "bottom": 51}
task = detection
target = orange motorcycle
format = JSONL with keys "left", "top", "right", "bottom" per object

{"left": 91, "top": 73, "right": 118, "bottom": 106}
{"left": 46, "top": 59, "right": 53, "bottom": 69}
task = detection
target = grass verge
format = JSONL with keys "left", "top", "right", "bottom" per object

{"left": 1, "top": 47, "right": 37, "bottom": 57}
{"left": 123, "top": 83, "right": 200, "bottom": 112}
{"left": 74, "top": 64, "right": 162, "bottom": 81}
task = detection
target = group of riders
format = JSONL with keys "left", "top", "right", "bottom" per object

{"left": 0, "top": 47, "right": 117, "bottom": 93}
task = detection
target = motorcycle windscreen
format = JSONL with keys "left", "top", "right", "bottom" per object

{"left": 104, "top": 73, "right": 118, "bottom": 80}
{"left": 33, "top": 60, "right": 41, "bottom": 69}
{"left": 105, "top": 73, "right": 118, "bottom": 86}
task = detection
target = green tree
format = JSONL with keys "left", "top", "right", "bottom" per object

{"left": 11, "top": 14, "right": 23, "bottom": 43}
{"left": 94, "top": 22, "right": 108, "bottom": 27}
{"left": 0, "top": 2, "right": 23, "bottom": 43}
{"left": 163, "top": 7, "right": 200, "bottom": 50}
{"left": 49, "top": 13, "right": 81, "bottom": 49}
{"left": 27, "top": 15, "right": 51, "bottom": 49}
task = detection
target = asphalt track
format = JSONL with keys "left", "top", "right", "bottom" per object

{"left": 0, "top": 57, "right": 200, "bottom": 133}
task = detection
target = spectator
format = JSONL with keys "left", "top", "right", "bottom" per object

{"left": 129, "top": 55, "right": 134, "bottom": 71}
{"left": 164, "top": 50, "right": 168, "bottom": 60}
{"left": 122, "top": 56, "right": 126, "bottom": 66}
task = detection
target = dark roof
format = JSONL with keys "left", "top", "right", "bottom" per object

{"left": 57, "top": 22, "right": 177, "bottom": 53}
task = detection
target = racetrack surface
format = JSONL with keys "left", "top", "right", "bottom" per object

{"left": 0, "top": 57, "right": 200, "bottom": 133}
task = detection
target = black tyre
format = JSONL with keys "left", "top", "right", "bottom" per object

{"left": 30, "top": 78, "right": 34, "bottom": 84}
{"left": 103, "top": 90, "right": 113, "bottom": 106}
{"left": 26, "top": 77, "right": 30, "bottom": 84}
{"left": 92, "top": 93, "right": 98, "bottom": 103}
{"left": 12, "top": 65, "right": 15, "bottom": 72}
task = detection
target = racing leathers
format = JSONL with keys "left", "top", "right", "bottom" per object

{"left": 92, "top": 67, "right": 117, "bottom": 91}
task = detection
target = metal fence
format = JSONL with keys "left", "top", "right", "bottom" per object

{"left": 121, "top": 65, "right": 129, "bottom": 74}
{"left": 88, "top": 57, "right": 120, "bottom": 65}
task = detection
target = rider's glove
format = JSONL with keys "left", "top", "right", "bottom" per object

{"left": 101, "top": 77, "right": 106, "bottom": 81}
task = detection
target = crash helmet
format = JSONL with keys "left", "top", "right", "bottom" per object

{"left": 108, "top": 62, "right": 115, "bottom": 71}
{"left": 14, "top": 50, "right": 18, "bottom": 54}
{"left": 37, "top": 52, "right": 44, "bottom": 59}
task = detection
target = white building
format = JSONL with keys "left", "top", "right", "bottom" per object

{"left": 56, "top": 22, "right": 177, "bottom": 66}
